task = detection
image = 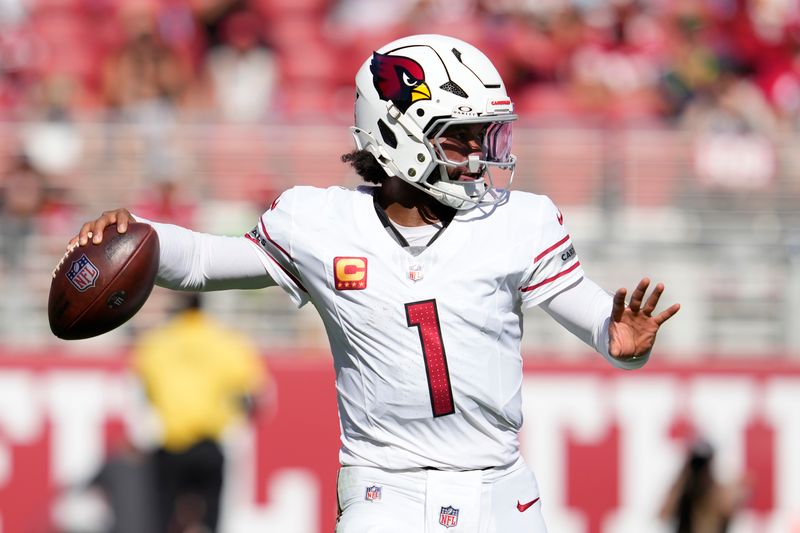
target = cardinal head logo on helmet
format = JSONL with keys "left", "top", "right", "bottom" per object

{"left": 370, "top": 52, "right": 431, "bottom": 113}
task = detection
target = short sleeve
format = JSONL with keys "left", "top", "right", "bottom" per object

{"left": 519, "top": 197, "right": 584, "bottom": 308}
{"left": 244, "top": 188, "right": 310, "bottom": 307}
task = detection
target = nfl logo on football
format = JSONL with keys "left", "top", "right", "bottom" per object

{"left": 365, "top": 485, "right": 382, "bottom": 502}
{"left": 439, "top": 506, "right": 459, "bottom": 528}
{"left": 66, "top": 254, "right": 100, "bottom": 292}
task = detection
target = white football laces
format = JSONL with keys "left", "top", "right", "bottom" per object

{"left": 52, "top": 242, "right": 78, "bottom": 278}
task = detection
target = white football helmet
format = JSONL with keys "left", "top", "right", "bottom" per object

{"left": 352, "top": 34, "right": 517, "bottom": 210}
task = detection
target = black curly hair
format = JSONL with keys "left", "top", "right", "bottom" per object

{"left": 341, "top": 148, "right": 455, "bottom": 224}
{"left": 341, "top": 150, "right": 388, "bottom": 184}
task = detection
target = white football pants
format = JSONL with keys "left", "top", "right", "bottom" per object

{"left": 335, "top": 458, "right": 548, "bottom": 533}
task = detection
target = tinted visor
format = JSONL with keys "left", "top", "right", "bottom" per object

{"left": 433, "top": 120, "right": 514, "bottom": 166}
{"left": 482, "top": 121, "right": 513, "bottom": 163}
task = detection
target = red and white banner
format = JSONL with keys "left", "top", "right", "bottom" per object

{"left": 0, "top": 350, "right": 798, "bottom": 533}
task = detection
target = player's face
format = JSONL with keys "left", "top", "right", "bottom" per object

{"left": 437, "top": 123, "right": 486, "bottom": 181}
{"left": 433, "top": 121, "right": 513, "bottom": 182}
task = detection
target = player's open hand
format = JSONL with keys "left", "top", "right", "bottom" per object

{"left": 608, "top": 278, "right": 680, "bottom": 361}
{"left": 70, "top": 208, "right": 136, "bottom": 248}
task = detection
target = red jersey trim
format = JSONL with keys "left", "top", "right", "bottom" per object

{"left": 245, "top": 233, "right": 308, "bottom": 293}
{"left": 534, "top": 235, "right": 570, "bottom": 263}
{"left": 520, "top": 261, "right": 581, "bottom": 293}
{"left": 260, "top": 219, "right": 293, "bottom": 261}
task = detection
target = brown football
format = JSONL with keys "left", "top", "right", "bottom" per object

{"left": 48, "top": 222, "right": 160, "bottom": 340}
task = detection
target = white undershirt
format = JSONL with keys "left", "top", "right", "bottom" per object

{"left": 390, "top": 221, "right": 442, "bottom": 247}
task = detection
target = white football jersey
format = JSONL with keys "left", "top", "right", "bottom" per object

{"left": 246, "top": 186, "right": 583, "bottom": 470}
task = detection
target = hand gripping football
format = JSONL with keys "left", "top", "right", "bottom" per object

{"left": 48, "top": 223, "right": 160, "bottom": 340}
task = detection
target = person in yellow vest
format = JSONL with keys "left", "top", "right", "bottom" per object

{"left": 133, "top": 293, "right": 267, "bottom": 533}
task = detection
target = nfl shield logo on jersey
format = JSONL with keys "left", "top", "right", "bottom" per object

{"left": 408, "top": 263, "right": 423, "bottom": 282}
{"left": 66, "top": 254, "right": 100, "bottom": 292}
{"left": 365, "top": 485, "right": 382, "bottom": 502}
{"left": 439, "top": 506, "right": 459, "bottom": 528}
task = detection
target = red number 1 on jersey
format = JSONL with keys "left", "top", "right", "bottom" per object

{"left": 405, "top": 299, "right": 455, "bottom": 417}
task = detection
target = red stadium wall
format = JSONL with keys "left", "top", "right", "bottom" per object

{"left": 0, "top": 350, "right": 798, "bottom": 533}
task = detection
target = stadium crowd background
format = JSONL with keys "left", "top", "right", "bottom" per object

{"left": 1, "top": 2, "right": 799, "bottom": 533}
{"left": 1, "top": 0, "right": 799, "bottom": 356}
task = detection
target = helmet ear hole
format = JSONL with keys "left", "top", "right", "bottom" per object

{"left": 377, "top": 120, "right": 398, "bottom": 149}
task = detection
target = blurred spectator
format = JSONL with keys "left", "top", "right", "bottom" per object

{"left": 0, "top": 152, "right": 46, "bottom": 270}
{"left": 132, "top": 293, "right": 269, "bottom": 533}
{"left": 656, "top": 0, "right": 722, "bottom": 118}
{"left": 193, "top": 0, "right": 246, "bottom": 50}
{"left": 21, "top": 74, "right": 84, "bottom": 176}
{"left": 683, "top": 66, "right": 778, "bottom": 192}
{"left": 498, "top": 7, "right": 589, "bottom": 117}
{"left": 568, "top": 1, "right": 667, "bottom": 120}
{"left": 0, "top": 22, "right": 43, "bottom": 118}
{"left": 102, "top": 4, "right": 191, "bottom": 115}
{"left": 0, "top": 0, "right": 25, "bottom": 28}
{"left": 326, "top": 0, "right": 419, "bottom": 33}
{"left": 659, "top": 439, "right": 749, "bottom": 533}
{"left": 134, "top": 177, "right": 197, "bottom": 228}
{"left": 206, "top": 8, "right": 277, "bottom": 123}
{"left": 156, "top": 0, "right": 203, "bottom": 69}
{"left": 88, "top": 435, "right": 159, "bottom": 533}
{"left": 101, "top": 3, "right": 193, "bottom": 177}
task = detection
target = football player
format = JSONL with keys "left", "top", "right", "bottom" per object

{"left": 73, "top": 34, "right": 679, "bottom": 533}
